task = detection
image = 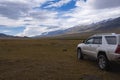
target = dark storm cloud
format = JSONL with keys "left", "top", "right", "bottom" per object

{"left": 93, "top": 0, "right": 120, "bottom": 9}
{"left": 0, "top": 1, "right": 30, "bottom": 19}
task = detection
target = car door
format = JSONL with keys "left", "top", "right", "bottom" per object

{"left": 82, "top": 37, "right": 94, "bottom": 55}
{"left": 90, "top": 37, "right": 102, "bottom": 58}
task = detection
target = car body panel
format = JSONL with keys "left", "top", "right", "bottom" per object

{"left": 77, "top": 33, "right": 120, "bottom": 62}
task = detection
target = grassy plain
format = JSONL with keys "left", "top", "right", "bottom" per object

{"left": 0, "top": 39, "right": 120, "bottom": 80}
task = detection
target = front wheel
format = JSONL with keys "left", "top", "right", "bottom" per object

{"left": 77, "top": 48, "right": 84, "bottom": 60}
{"left": 98, "top": 55, "right": 110, "bottom": 70}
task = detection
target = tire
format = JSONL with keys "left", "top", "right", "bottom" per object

{"left": 77, "top": 48, "right": 84, "bottom": 60}
{"left": 98, "top": 55, "right": 110, "bottom": 70}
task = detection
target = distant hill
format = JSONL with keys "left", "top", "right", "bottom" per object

{"left": 36, "top": 17, "right": 120, "bottom": 38}
{"left": 0, "top": 33, "right": 28, "bottom": 39}
{"left": 66, "top": 17, "right": 120, "bottom": 34}
{"left": 39, "top": 30, "right": 67, "bottom": 37}
{"left": 0, "top": 33, "right": 14, "bottom": 38}
{"left": 94, "top": 17, "right": 120, "bottom": 32}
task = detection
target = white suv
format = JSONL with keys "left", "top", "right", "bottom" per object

{"left": 77, "top": 33, "right": 120, "bottom": 70}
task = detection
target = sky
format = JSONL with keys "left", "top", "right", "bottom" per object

{"left": 0, "top": 0, "right": 120, "bottom": 37}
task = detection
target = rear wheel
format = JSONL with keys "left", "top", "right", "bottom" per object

{"left": 98, "top": 55, "right": 110, "bottom": 70}
{"left": 77, "top": 48, "right": 84, "bottom": 60}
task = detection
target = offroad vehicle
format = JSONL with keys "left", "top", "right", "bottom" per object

{"left": 77, "top": 33, "right": 120, "bottom": 70}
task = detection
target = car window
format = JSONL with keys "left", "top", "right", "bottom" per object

{"left": 119, "top": 36, "right": 120, "bottom": 44}
{"left": 85, "top": 38, "right": 94, "bottom": 44}
{"left": 105, "top": 36, "right": 116, "bottom": 45}
{"left": 93, "top": 37, "right": 102, "bottom": 44}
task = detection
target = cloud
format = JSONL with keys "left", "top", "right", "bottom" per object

{"left": 0, "top": 1, "right": 30, "bottom": 19}
{"left": 45, "top": 0, "right": 71, "bottom": 8}
{"left": 29, "top": 10, "right": 57, "bottom": 20}
{"left": 17, "top": 25, "right": 60, "bottom": 37}
{"left": 0, "top": 0, "right": 120, "bottom": 37}
{"left": 0, "top": 0, "right": 49, "bottom": 19}
{"left": 0, "top": 16, "right": 25, "bottom": 27}
{"left": 89, "top": 0, "right": 120, "bottom": 9}
{"left": 17, "top": 26, "right": 47, "bottom": 37}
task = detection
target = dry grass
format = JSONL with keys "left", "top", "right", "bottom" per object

{"left": 0, "top": 39, "right": 120, "bottom": 80}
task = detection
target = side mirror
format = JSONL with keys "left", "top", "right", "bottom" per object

{"left": 82, "top": 40, "right": 86, "bottom": 43}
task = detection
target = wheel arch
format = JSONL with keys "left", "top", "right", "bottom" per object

{"left": 77, "top": 47, "right": 81, "bottom": 50}
{"left": 97, "top": 51, "right": 108, "bottom": 59}
{"left": 97, "top": 51, "right": 110, "bottom": 70}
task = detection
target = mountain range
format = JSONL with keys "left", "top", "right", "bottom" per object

{"left": 0, "top": 33, "right": 28, "bottom": 39}
{"left": 0, "top": 33, "right": 14, "bottom": 38}
{"left": 0, "top": 17, "right": 120, "bottom": 38}
{"left": 37, "top": 17, "right": 120, "bottom": 38}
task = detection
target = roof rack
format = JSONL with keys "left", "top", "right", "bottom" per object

{"left": 93, "top": 33, "right": 116, "bottom": 36}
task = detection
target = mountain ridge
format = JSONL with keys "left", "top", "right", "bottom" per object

{"left": 36, "top": 17, "right": 120, "bottom": 38}
{"left": 0, "top": 33, "right": 28, "bottom": 39}
{"left": 0, "top": 17, "right": 120, "bottom": 38}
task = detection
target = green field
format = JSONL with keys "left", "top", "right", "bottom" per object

{"left": 0, "top": 39, "right": 120, "bottom": 80}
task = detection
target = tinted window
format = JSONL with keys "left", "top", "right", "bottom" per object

{"left": 105, "top": 36, "right": 116, "bottom": 45}
{"left": 85, "top": 38, "right": 94, "bottom": 44}
{"left": 93, "top": 37, "right": 102, "bottom": 44}
{"left": 119, "top": 36, "right": 120, "bottom": 44}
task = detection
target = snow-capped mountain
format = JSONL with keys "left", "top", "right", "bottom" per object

{"left": 35, "top": 17, "right": 120, "bottom": 37}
